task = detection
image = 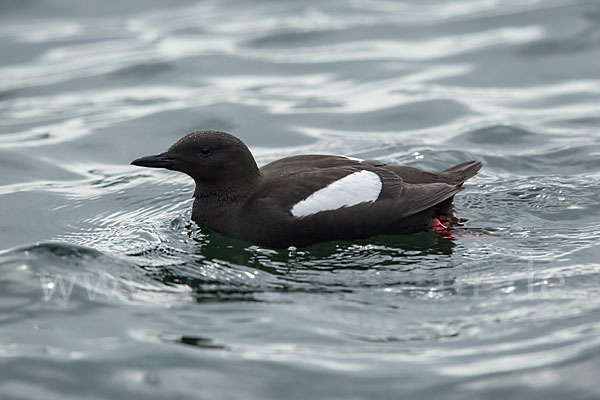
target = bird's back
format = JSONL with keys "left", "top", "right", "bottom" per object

{"left": 228, "top": 156, "right": 481, "bottom": 247}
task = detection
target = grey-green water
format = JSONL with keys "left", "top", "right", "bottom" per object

{"left": 1, "top": 0, "right": 600, "bottom": 399}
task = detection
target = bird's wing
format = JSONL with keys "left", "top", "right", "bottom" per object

{"left": 383, "top": 160, "right": 482, "bottom": 185}
{"left": 260, "top": 154, "right": 367, "bottom": 175}
{"left": 263, "top": 155, "right": 482, "bottom": 186}
{"left": 252, "top": 164, "right": 390, "bottom": 210}
{"left": 250, "top": 162, "right": 460, "bottom": 219}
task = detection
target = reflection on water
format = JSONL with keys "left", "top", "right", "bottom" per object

{"left": 1, "top": 0, "right": 600, "bottom": 399}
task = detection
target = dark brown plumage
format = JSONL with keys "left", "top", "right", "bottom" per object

{"left": 132, "top": 130, "right": 481, "bottom": 248}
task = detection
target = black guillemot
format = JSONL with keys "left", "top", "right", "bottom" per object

{"left": 131, "top": 130, "right": 481, "bottom": 248}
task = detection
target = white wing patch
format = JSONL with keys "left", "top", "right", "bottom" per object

{"left": 343, "top": 156, "right": 364, "bottom": 162}
{"left": 291, "top": 170, "right": 382, "bottom": 218}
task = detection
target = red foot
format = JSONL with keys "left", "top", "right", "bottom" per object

{"left": 432, "top": 217, "right": 455, "bottom": 238}
{"left": 432, "top": 214, "right": 495, "bottom": 239}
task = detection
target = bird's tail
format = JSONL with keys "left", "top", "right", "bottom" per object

{"left": 441, "top": 160, "right": 482, "bottom": 186}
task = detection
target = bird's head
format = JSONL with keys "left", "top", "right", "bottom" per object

{"left": 131, "top": 130, "right": 260, "bottom": 185}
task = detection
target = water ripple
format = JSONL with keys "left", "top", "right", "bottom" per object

{"left": 2, "top": 0, "right": 600, "bottom": 398}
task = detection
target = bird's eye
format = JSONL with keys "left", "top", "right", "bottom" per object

{"left": 199, "top": 147, "right": 212, "bottom": 156}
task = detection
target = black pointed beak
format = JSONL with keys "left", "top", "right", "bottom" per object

{"left": 131, "top": 153, "right": 179, "bottom": 169}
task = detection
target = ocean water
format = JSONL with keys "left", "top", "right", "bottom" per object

{"left": 1, "top": 0, "right": 600, "bottom": 398}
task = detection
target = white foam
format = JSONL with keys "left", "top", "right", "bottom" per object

{"left": 290, "top": 170, "right": 382, "bottom": 218}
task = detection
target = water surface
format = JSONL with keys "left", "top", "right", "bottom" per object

{"left": 1, "top": 0, "right": 600, "bottom": 398}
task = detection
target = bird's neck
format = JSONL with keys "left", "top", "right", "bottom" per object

{"left": 192, "top": 175, "right": 259, "bottom": 222}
